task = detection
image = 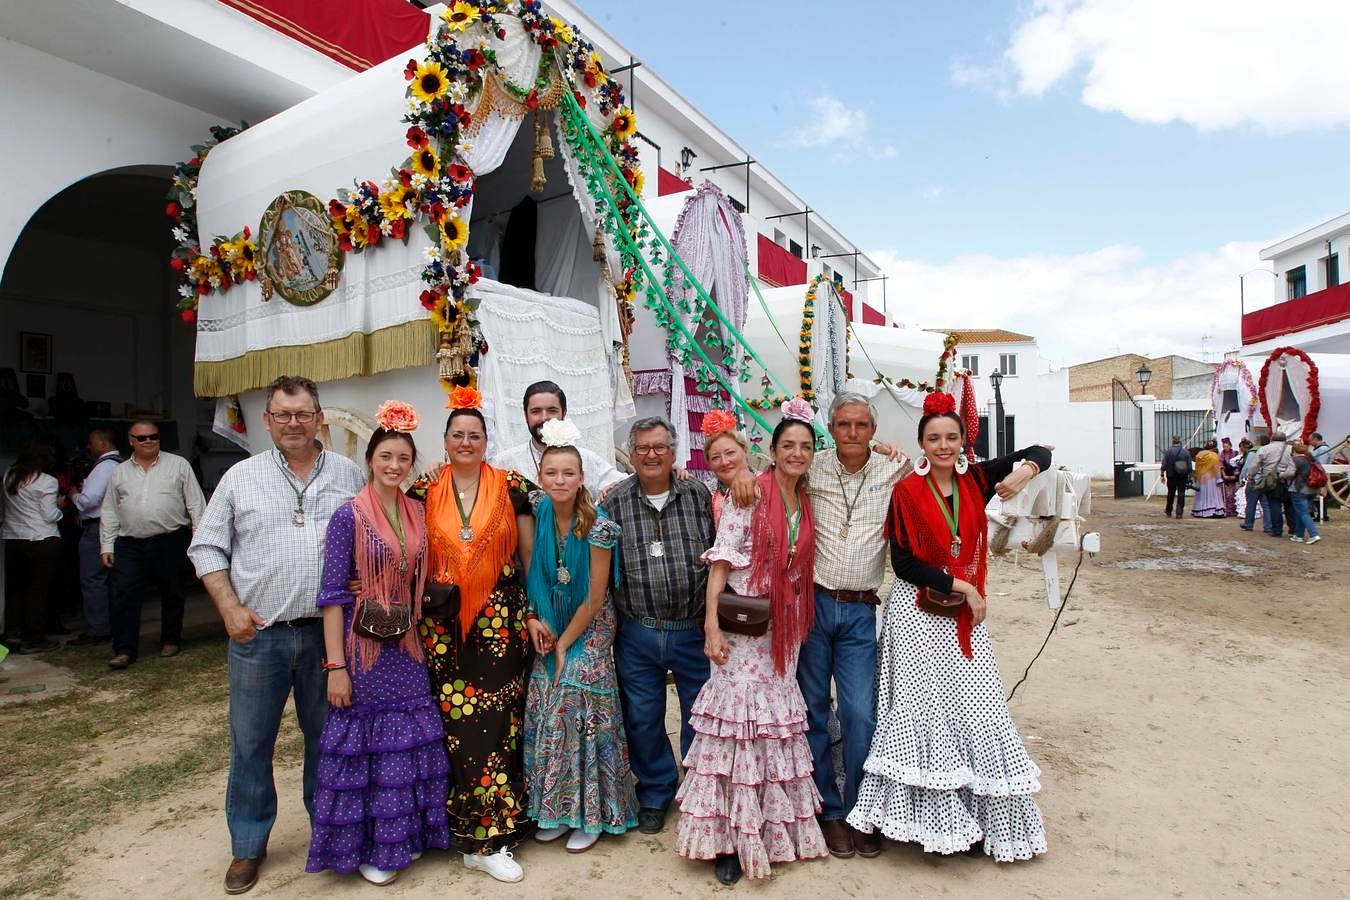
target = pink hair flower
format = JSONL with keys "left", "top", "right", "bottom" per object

{"left": 780, "top": 397, "right": 816, "bottom": 423}
{"left": 375, "top": 400, "right": 420, "bottom": 433}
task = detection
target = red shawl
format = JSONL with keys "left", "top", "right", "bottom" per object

{"left": 746, "top": 468, "right": 816, "bottom": 674}
{"left": 886, "top": 468, "right": 989, "bottom": 659}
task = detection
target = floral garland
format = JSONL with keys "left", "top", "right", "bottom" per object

{"left": 1210, "top": 358, "right": 1258, "bottom": 415}
{"left": 167, "top": 1, "right": 643, "bottom": 401}
{"left": 167, "top": 124, "right": 251, "bottom": 322}
{"left": 1257, "top": 346, "right": 1320, "bottom": 442}
{"left": 870, "top": 331, "right": 963, "bottom": 393}
{"left": 748, "top": 274, "right": 852, "bottom": 409}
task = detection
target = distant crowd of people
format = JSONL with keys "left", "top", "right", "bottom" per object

{"left": 1158, "top": 431, "right": 1336, "bottom": 543}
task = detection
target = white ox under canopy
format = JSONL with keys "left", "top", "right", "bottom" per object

{"left": 193, "top": 13, "right": 631, "bottom": 458}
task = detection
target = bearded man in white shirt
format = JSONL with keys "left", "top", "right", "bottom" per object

{"left": 100, "top": 420, "right": 205, "bottom": 669}
{"left": 488, "top": 380, "right": 627, "bottom": 493}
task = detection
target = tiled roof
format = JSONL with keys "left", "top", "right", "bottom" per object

{"left": 923, "top": 328, "right": 1036, "bottom": 345}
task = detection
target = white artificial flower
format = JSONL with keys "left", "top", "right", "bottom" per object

{"left": 454, "top": 140, "right": 473, "bottom": 157}
{"left": 539, "top": 418, "right": 582, "bottom": 448}
{"left": 423, "top": 245, "right": 442, "bottom": 263}
{"left": 379, "top": 219, "right": 394, "bottom": 236}
{"left": 178, "top": 284, "right": 194, "bottom": 299}
{"left": 172, "top": 226, "right": 189, "bottom": 242}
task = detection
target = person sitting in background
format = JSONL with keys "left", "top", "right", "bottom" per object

{"left": 1287, "top": 443, "right": 1322, "bottom": 545}
{"left": 100, "top": 420, "right": 205, "bottom": 669}
{"left": 2, "top": 440, "right": 63, "bottom": 653}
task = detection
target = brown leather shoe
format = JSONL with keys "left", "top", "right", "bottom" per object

{"left": 850, "top": 825, "right": 881, "bottom": 858}
{"left": 819, "top": 818, "right": 855, "bottom": 858}
{"left": 224, "top": 855, "right": 263, "bottom": 894}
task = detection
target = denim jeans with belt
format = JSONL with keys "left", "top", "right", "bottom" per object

{"left": 613, "top": 614, "right": 710, "bottom": 811}
{"left": 78, "top": 523, "right": 111, "bottom": 637}
{"left": 226, "top": 621, "right": 327, "bottom": 859}
{"left": 1289, "top": 493, "right": 1320, "bottom": 540}
{"left": 796, "top": 588, "right": 878, "bottom": 821}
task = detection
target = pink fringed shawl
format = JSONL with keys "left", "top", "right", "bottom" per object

{"left": 347, "top": 485, "right": 428, "bottom": 671}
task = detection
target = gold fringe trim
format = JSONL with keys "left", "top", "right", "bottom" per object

{"left": 194, "top": 319, "right": 437, "bottom": 399}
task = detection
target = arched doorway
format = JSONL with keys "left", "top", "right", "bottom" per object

{"left": 0, "top": 166, "right": 201, "bottom": 467}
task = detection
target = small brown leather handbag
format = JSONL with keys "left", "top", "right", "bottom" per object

{"left": 354, "top": 597, "right": 414, "bottom": 640}
{"left": 717, "top": 589, "right": 771, "bottom": 636}
{"left": 917, "top": 587, "right": 967, "bottom": 619}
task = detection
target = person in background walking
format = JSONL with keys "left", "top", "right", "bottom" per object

{"left": 2, "top": 440, "right": 63, "bottom": 653}
{"left": 1287, "top": 443, "right": 1322, "bottom": 545}
{"left": 1308, "top": 432, "right": 1333, "bottom": 522}
{"left": 67, "top": 428, "right": 120, "bottom": 645}
{"left": 188, "top": 375, "right": 364, "bottom": 895}
{"left": 100, "top": 420, "right": 205, "bottom": 669}
{"left": 1160, "top": 436, "right": 1192, "bottom": 518}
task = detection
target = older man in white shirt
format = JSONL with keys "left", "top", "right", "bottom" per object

{"left": 100, "top": 420, "right": 205, "bottom": 669}
{"left": 489, "top": 380, "right": 626, "bottom": 493}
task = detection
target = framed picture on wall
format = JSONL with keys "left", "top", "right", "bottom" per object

{"left": 19, "top": 332, "right": 52, "bottom": 374}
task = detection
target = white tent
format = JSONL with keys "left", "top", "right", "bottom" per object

{"left": 1256, "top": 348, "right": 1350, "bottom": 445}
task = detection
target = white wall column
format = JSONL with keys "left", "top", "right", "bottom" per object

{"left": 1137, "top": 393, "right": 1160, "bottom": 494}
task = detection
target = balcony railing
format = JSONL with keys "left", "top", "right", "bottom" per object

{"left": 1242, "top": 280, "right": 1350, "bottom": 345}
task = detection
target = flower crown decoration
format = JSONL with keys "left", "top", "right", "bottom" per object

{"left": 540, "top": 418, "right": 582, "bottom": 448}
{"left": 781, "top": 397, "right": 816, "bottom": 424}
{"left": 375, "top": 400, "right": 420, "bottom": 433}
{"left": 922, "top": 391, "right": 957, "bottom": 417}
{"left": 446, "top": 385, "right": 482, "bottom": 410}
{"left": 700, "top": 409, "right": 738, "bottom": 437}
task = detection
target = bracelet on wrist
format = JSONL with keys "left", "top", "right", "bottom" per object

{"left": 524, "top": 612, "right": 539, "bottom": 622}
{"left": 321, "top": 661, "right": 347, "bottom": 672}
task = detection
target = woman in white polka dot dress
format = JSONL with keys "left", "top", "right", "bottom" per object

{"left": 846, "top": 392, "right": 1051, "bottom": 862}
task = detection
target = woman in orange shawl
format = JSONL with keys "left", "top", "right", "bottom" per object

{"left": 409, "top": 392, "right": 536, "bottom": 883}
{"left": 1191, "top": 440, "right": 1226, "bottom": 518}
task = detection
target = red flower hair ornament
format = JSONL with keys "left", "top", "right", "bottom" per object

{"left": 700, "top": 409, "right": 738, "bottom": 437}
{"left": 375, "top": 400, "right": 420, "bottom": 434}
{"left": 922, "top": 391, "right": 957, "bottom": 417}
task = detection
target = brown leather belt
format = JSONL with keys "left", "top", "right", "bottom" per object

{"left": 814, "top": 584, "right": 881, "bottom": 606}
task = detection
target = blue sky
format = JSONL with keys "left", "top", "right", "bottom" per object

{"left": 578, "top": 0, "right": 1350, "bottom": 366}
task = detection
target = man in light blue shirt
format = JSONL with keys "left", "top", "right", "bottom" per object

{"left": 67, "top": 429, "right": 121, "bottom": 642}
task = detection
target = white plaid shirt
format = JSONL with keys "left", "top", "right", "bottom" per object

{"left": 188, "top": 449, "right": 364, "bottom": 625}
{"left": 808, "top": 451, "right": 908, "bottom": 591}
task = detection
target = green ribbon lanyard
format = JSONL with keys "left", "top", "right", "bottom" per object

{"left": 451, "top": 476, "right": 475, "bottom": 542}
{"left": 381, "top": 500, "right": 408, "bottom": 574}
{"left": 781, "top": 487, "right": 801, "bottom": 555}
{"left": 923, "top": 474, "right": 960, "bottom": 554}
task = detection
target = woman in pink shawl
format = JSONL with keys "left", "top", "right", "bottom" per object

{"left": 675, "top": 399, "right": 828, "bottom": 884}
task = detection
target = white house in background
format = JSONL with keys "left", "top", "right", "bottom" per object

{"left": 922, "top": 329, "right": 1111, "bottom": 476}
{"left": 1244, "top": 212, "right": 1350, "bottom": 358}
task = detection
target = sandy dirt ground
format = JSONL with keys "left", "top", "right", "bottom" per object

{"left": 36, "top": 493, "right": 1350, "bottom": 899}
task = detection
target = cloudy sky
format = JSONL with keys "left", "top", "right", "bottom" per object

{"left": 580, "top": 0, "right": 1350, "bottom": 367}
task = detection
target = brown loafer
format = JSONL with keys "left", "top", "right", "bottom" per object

{"left": 224, "top": 855, "right": 264, "bottom": 894}
{"left": 107, "top": 654, "right": 132, "bottom": 670}
{"left": 819, "top": 817, "right": 855, "bottom": 858}
{"left": 160, "top": 644, "right": 180, "bottom": 658}
{"left": 850, "top": 825, "right": 881, "bottom": 858}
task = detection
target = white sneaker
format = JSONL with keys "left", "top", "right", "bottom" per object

{"left": 565, "top": 829, "right": 600, "bottom": 853}
{"left": 463, "top": 849, "right": 523, "bottom": 883}
{"left": 535, "top": 825, "right": 571, "bottom": 843}
{"left": 1307, "top": 535, "right": 1321, "bottom": 545}
{"left": 1290, "top": 536, "right": 1304, "bottom": 543}
{"left": 358, "top": 863, "right": 399, "bottom": 885}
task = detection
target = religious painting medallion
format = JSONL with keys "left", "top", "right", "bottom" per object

{"left": 257, "top": 191, "right": 343, "bottom": 305}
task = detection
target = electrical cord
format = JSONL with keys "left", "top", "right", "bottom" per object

{"left": 1006, "top": 546, "right": 1087, "bottom": 703}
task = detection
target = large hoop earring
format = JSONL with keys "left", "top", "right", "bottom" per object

{"left": 954, "top": 454, "right": 969, "bottom": 475}
{"left": 913, "top": 454, "right": 931, "bottom": 476}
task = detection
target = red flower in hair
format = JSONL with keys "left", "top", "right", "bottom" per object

{"left": 700, "top": 409, "right": 737, "bottom": 437}
{"left": 922, "top": 391, "right": 956, "bottom": 416}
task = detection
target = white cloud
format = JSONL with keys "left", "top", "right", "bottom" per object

{"left": 784, "top": 95, "right": 895, "bottom": 159}
{"left": 869, "top": 240, "right": 1265, "bottom": 366}
{"left": 919, "top": 185, "right": 949, "bottom": 201}
{"left": 961, "top": 0, "right": 1350, "bottom": 133}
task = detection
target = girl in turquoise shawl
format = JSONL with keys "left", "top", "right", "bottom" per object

{"left": 522, "top": 423, "right": 638, "bottom": 853}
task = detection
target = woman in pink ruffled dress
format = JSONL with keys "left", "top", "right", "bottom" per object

{"left": 675, "top": 402, "right": 828, "bottom": 885}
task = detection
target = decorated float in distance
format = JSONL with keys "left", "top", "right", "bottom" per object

{"left": 1209, "top": 358, "right": 1258, "bottom": 449}
{"left": 1256, "top": 346, "right": 1350, "bottom": 445}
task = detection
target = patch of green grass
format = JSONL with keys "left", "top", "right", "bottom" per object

{"left": 0, "top": 638, "right": 233, "bottom": 899}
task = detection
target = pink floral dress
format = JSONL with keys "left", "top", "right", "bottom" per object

{"left": 674, "top": 498, "right": 827, "bottom": 878}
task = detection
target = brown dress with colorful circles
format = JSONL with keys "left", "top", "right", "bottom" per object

{"left": 413, "top": 467, "right": 533, "bottom": 855}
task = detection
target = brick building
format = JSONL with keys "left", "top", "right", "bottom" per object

{"left": 1068, "top": 354, "right": 1215, "bottom": 402}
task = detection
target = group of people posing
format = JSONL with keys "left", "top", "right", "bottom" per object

{"left": 1160, "top": 432, "right": 1333, "bottom": 543}
{"left": 189, "top": 374, "right": 1052, "bottom": 894}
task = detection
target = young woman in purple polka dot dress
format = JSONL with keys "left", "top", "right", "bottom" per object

{"left": 305, "top": 402, "right": 451, "bottom": 885}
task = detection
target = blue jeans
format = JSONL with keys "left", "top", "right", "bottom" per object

{"left": 613, "top": 615, "right": 710, "bottom": 810}
{"left": 1242, "top": 485, "right": 1259, "bottom": 529}
{"left": 78, "top": 523, "right": 110, "bottom": 637}
{"left": 1260, "top": 492, "right": 1285, "bottom": 535}
{"left": 226, "top": 622, "right": 327, "bottom": 859}
{"left": 1290, "top": 493, "right": 1320, "bottom": 539}
{"left": 796, "top": 589, "right": 878, "bottom": 821}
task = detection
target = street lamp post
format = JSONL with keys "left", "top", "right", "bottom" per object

{"left": 1135, "top": 362, "right": 1152, "bottom": 394}
{"left": 990, "top": 369, "right": 1006, "bottom": 458}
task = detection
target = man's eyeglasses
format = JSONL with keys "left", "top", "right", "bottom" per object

{"left": 633, "top": 443, "right": 672, "bottom": 457}
{"left": 267, "top": 411, "right": 317, "bottom": 424}
{"left": 129, "top": 434, "right": 161, "bottom": 443}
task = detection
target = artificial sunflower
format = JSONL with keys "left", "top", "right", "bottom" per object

{"left": 379, "top": 186, "right": 414, "bottom": 221}
{"left": 410, "top": 60, "right": 451, "bottom": 103}
{"left": 611, "top": 107, "right": 637, "bottom": 140}
{"left": 410, "top": 145, "right": 440, "bottom": 178}
{"left": 441, "top": 215, "right": 468, "bottom": 252}
{"left": 442, "top": 1, "right": 481, "bottom": 31}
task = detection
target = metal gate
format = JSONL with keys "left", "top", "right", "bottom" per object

{"left": 1112, "top": 378, "right": 1143, "bottom": 497}
{"left": 1153, "top": 406, "right": 1214, "bottom": 459}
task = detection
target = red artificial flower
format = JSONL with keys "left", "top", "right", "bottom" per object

{"left": 180, "top": 308, "right": 196, "bottom": 323}
{"left": 463, "top": 49, "right": 485, "bottom": 70}
{"left": 525, "top": 89, "right": 540, "bottom": 110}
{"left": 497, "top": 28, "right": 506, "bottom": 39}
{"left": 572, "top": 90, "right": 587, "bottom": 109}
{"left": 453, "top": 193, "right": 471, "bottom": 208}
{"left": 404, "top": 58, "right": 418, "bottom": 81}
{"left": 328, "top": 199, "right": 346, "bottom": 217}
{"left": 208, "top": 243, "right": 221, "bottom": 258}
{"left": 338, "top": 233, "right": 354, "bottom": 252}
{"left": 169, "top": 257, "right": 185, "bottom": 272}
{"left": 242, "top": 225, "right": 251, "bottom": 239}
{"left": 165, "top": 201, "right": 181, "bottom": 221}
{"left": 583, "top": 69, "right": 597, "bottom": 88}
{"left": 451, "top": 104, "right": 471, "bottom": 128}
{"left": 389, "top": 219, "right": 407, "bottom": 240}
{"left": 426, "top": 201, "right": 447, "bottom": 222}
{"left": 447, "top": 163, "right": 472, "bottom": 182}
{"left": 197, "top": 281, "right": 210, "bottom": 295}
{"left": 398, "top": 168, "right": 414, "bottom": 187}
{"left": 245, "top": 269, "right": 257, "bottom": 281}
{"left": 366, "top": 228, "right": 382, "bottom": 247}
{"left": 419, "top": 289, "right": 440, "bottom": 310}
{"left": 406, "top": 126, "right": 428, "bottom": 149}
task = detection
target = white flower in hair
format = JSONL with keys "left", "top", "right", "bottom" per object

{"left": 540, "top": 418, "right": 582, "bottom": 448}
